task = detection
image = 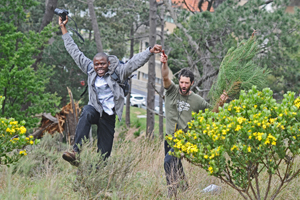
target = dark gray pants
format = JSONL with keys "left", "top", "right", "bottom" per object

{"left": 73, "top": 105, "right": 115, "bottom": 160}
{"left": 164, "top": 140, "right": 187, "bottom": 187}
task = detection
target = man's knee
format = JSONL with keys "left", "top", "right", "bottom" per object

{"left": 80, "top": 105, "right": 97, "bottom": 121}
{"left": 164, "top": 153, "right": 175, "bottom": 172}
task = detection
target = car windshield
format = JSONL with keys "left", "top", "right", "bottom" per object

{"left": 134, "top": 97, "right": 144, "bottom": 100}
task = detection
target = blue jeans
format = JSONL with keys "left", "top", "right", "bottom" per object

{"left": 73, "top": 105, "right": 115, "bottom": 160}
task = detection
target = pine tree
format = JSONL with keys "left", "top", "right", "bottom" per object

{"left": 209, "top": 33, "right": 269, "bottom": 107}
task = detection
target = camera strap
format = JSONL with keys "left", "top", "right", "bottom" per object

{"left": 67, "top": 16, "right": 85, "bottom": 43}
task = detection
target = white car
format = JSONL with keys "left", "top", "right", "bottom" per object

{"left": 125, "top": 94, "right": 146, "bottom": 108}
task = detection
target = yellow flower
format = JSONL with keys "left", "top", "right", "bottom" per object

{"left": 25, "top": 137, "right": 29, "bottom": 140}
{"left": 208, "top": 166, "right": 213, "bottom": 173}
{"left": 264, "top": 140, "right": 270, "bottom": 145}
{"left": 6, "top": 128, "right": 10, "bottom": 132}
{"left": 20, "top": 126, "right": 26, "bottom": 134}
{"left": 235, "top": 125, "right": 242, "bottom": 131}
{"left": 19, "top": 150, "right": 27, "bottom": 156}
{"left": 249, "top": 135, "right": 252, "bottom": 139}
{"left": 231, "top": 145, "right": 239, "bottom": 151}
{"left": 204, "top": 155, "right": 208, "bottom": 159}
{"left": 30, "top": 141, "right": 34, "bottom": 145}
{"left": 257, "top": 135, "right": 262, "bottom": 141}
{"left": 272, "top": 141, "right": 276, "bottom": 146}
{"left": 254, "top": 105, "right": 257, "bottom": 108}
{"left": 247, "top": 146, "right": 251, "bottom": 152}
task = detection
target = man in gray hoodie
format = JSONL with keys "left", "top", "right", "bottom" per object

{"left": 59, "top": 16, "right": 162, "bottom": 166}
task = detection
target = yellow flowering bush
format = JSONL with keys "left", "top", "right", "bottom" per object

{"left": 0, "top": 96, "right": 38, "bottom": 166}
{"left": 166, "top": 86, "right": 300, "bottom": 199}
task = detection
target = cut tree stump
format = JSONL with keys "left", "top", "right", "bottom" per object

{"left": 30, "top": 87, "right": 81, "bottom": 145}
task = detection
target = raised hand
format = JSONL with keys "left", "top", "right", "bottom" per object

{"left": 59, "top": 15, "right": 68, "bottom": 28}
{"left": 150, "top": 44, "right": 162, "bottom": 54}
{"left": 160, "top": 50, "right": 168, "bottom": 63}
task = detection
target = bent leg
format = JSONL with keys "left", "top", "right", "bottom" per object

{"left": 73, "top": 105, "right": 100, "bottom": 152}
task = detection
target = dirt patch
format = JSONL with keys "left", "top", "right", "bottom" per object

{"left": 134, "top": 111, "right": 141, "bottom": 115}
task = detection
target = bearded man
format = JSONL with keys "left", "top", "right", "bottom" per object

{"left": 160, "top": 52, "right": 227, "bottom": 197}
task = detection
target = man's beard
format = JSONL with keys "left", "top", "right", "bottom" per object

{"left": 179, "top": 85, "right": 191, "bottom": 95}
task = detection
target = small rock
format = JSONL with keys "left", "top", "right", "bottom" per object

{"left": 201, "top": 184, "right": 222, "bottom": 194}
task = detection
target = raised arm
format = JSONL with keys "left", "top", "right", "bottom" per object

{"left": 59, "top": 16, "right": 92, "bottom": 74}
{"left": 117, "top": 45, "right": 162, "bottom": 82}
{"left": 160, "top": 50, "right": 172, "bottom": 89}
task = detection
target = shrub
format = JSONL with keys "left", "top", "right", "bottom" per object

{"left": 0, "top": 96, "right": 38, "bottom": 166}
{"left": 73, "top": 141, "right": 138, "bottom": 199}
{"left": 134, "top": 129, "right": 141, "bottom": 137}
{"left": 166, "top": 86, "right": 300, "bottom": 199}
{"left": 12, "top": 133, "right": 67, "bottom": 177}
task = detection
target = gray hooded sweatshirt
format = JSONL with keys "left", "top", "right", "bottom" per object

{"left": 62, "top": 33, "right": 153, "bottom": 121}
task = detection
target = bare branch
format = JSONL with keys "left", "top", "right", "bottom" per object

{"left": 182, "top": 0, "right": 195, "bottom": 14}
{"left": 150, "top": 82, "right": 165, "bottom": 100}
{"left": 146, "top": 106, "right": 165, "bottom": 117}
{"left": 191, "top": 69, "right": 219, "bottom": 90}
{"left": 163, "top": 0, "right": 202, "bottom": 58}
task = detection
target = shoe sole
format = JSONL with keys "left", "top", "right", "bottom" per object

{"left": 62, "top": 154, "right": 79, "bottom": 167}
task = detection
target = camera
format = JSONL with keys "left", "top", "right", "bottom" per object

{"left": 54, "top": 8, "right": 69, "bottom": 22}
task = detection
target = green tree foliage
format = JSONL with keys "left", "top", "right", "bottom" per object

{"left": 209, "top": 35, "right": 269, "bottom": 106}
{"left": 165, "top": 0, "right": 300, "bottom": 97}
{"left": 0, "top": 0, "right": 60, "bottom": 128}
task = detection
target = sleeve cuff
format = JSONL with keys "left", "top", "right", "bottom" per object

{"left": 62, "top": 32, "right": 71, "bottom": 40}
{"left": 147, "top": 47, "right": 154, "bottom": 55}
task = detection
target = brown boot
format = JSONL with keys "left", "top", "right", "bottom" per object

{"left": 62, "top": 150, "right": 79, "bottom": 167}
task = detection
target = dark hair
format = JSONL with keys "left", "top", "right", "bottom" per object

{"left": 178, "top": 68, "right": 194, "bottom": 83}
{"left": 93, "top": 52, "right": 108, "bottom": 61}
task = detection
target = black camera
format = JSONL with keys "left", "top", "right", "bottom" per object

{"left": 54, "top": 8, "right": 69, "bottom": 22}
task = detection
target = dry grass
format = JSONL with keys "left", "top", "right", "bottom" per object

{"left": 1, "top": 130, "right": 300, "bottom": 200}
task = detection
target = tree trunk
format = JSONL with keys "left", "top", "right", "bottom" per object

{"left": 87, "top": 0, "right": 103, "bottom": 53}
{"left": 39, "top": 0, "right": 58, "bottom": 32}
{"left": 200, "top": 50, "right": 216, "bottom": 100}
{"left": 32, "top": 0, "right": 58, "bottom": 70}
{"left": 146, "top": 0, "right": 157, "bottom": 138}
{"left": 126, "top": 25, "right": 135, "bottom": 128}
{"left": 213, "top": 0, "right": 227, "bottom": 8}
{"left": 159, "top": 5, "right": 165, "bottom": 141}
